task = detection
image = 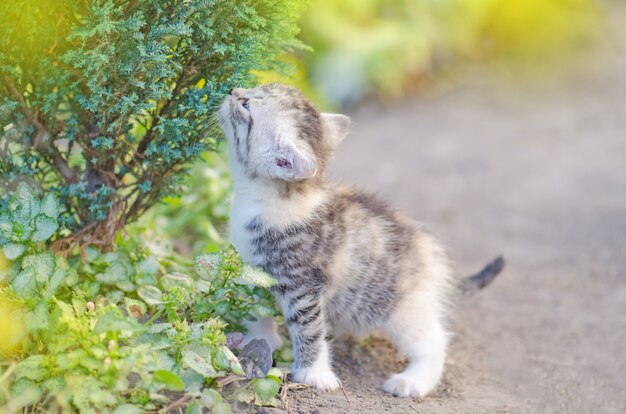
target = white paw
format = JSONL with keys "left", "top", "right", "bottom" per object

{"left": 383, "top": 373, "right": 433, "bottom": 398}
{"left": 291, "top": 367, "right": 341, "bottom": 391}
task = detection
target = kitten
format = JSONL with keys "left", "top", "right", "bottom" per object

{"left": 219, "top": 84, "right": 500, "bottom": 398}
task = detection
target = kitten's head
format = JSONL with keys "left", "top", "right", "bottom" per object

{"left": 219, "top": 83, "right": 350, "bottom": 182}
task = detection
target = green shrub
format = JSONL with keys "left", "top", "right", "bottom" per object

{"left": 0, "top": 0, "right": 306, "bottom": 250}
{"left": 138, "top": 151, "right": 233, "bottom": 256}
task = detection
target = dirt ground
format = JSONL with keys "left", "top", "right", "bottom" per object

{"left": 282, "top": 4, "right": 626, "bottom": 414}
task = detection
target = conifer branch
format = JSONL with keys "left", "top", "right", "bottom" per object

{"left": 4, "top": 76, "right": 77, "bottom": 183}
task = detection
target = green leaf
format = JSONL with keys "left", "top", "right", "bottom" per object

{"left": 13, "top": 183, "right": 39, "bottom": 220}
{"left": 3, "top": 243, "right": 25, "bottom": 260}
{"left": 236, "top": 388, "right": 255, "bottom": 404}
{"left": 26, "top": 301, "right": 49, "bottom": 331}
{"left": 112, "top": 404, "right": 145, "bottom": 414}
{"left": 124, "top": 297, "right": 147, "bottom": 320}
{"left": 41, "top": 377, "right": 64, "bottom": 395}
{"left": 11, "top": 269, "right": 36, "bottom": 297}
{"left": 40, "top": 193, "right": 60, "bottom": 218}
{"left": 84, "top": 247, "right": 99, "bottom": 262}
{"left": 251, "top": 304, "right": 275, "bottom": 319}
{"left": 180, "top": 369, "right": 204, "bottom": 393}
{"left": 15, "top": 355, "right": 47, "bottom": 381}
{"left": 236, "top": 265, "right": 277, "bottom": 288}
{"left": 14, "top": 220, "right": 34, "bottom": 242}
{"left": 67, "top": 375, "right": 116, "bottom": 411}
{"left": 147, "top": 323, "right": 172, "bottom": 334}
{"left": 96, "top": 260, "right": 131, "bottom": 284}
{"left": 195, "top": 279, "right": 212, "bottom": 293}
{"left": 115, "top": 280, "right": 136, "bottom": 292}
{"left": 194, "top": 254, "right": 221, "bottom": 281}
{"left": 101, "top": 252, "right": 119, "bottom": 262}
{"left": 253, "top": 377, "right": 281, "bottom": 402}
{"left": 153, "top": 370, "right": 185, "bottom": 391}
{"left": 267, "top": 367, "right": 283, "bottom": 379}
{"left": 185, "top": 401, "right": 202, "bottom": 414}
{"left": 31, "top": 214, "right": 59, "bottom": 242}
{"left": 137, "top": 285, "right": 163, "bottom": 304}
{"left": 71, "top": 297, "right": 86, "bottom": 315}
{"left": 22, "top": 252, "right": 56, "bottom": 283}
{"left": 54, "top": 298, "right": 76, "bottom": 319}
{"left": 213, "top": 402, "right": 232, "bottom": 414}
{"left": 9, "top": 378, "right": 42, "bottom": 411}
{"left": 0, "top": 214, "right": 12, "bottom": 240}
{"left": 132, "top": 333, "right": 174, "bottom": 351}
{"left": 138, "top": 256, "right": 159, "bottom": 275}
{"left": 161, "top": 272, "right": 194, "bottom": 290}
{"left": 153, "top": 350, "right": 176, "bottom": 372}
{"left": 182, "top": 342, "right": 218, "bottom": 378}
{"left": 45, "top": 267, "right": 67, "bottom": 299}
{"left": 93, "top": 310, "right": 141, "bottom": 334}
{"left": 201, "top": 388, "right": 223, "bottom": 408}
{"left": 214, "top": 346, "right": 244, "bottom": 376}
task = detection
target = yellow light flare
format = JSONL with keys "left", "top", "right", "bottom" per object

{"left": 481, "top": 0, "right": 601, "bottom": 61}
{"left": 0, "top": 294, "right": 26, "bottom": 358}
{"left": 0, "top": 251, "right": 9, "bottom": 277}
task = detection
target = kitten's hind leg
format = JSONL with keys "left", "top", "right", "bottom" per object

{"left": 383, "top": 291, "right": 448, "bottom": 398}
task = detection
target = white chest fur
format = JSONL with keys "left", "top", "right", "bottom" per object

{"left": 230, "top": 193, "right": 264, "bottom": 265}
{"left": 229, "top": 180, "right": 330, "bottom": 266}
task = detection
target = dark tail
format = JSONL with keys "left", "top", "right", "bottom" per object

{"left": 458, "top": 256, "right": 505, "bottom": 297}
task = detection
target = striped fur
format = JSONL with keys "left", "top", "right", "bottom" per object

{"left": 219, "top": 84, "right": 453, "bottom": 397}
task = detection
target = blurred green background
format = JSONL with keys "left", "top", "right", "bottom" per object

{"left": 263, "top": 0, "right": 602, "bottom": 108}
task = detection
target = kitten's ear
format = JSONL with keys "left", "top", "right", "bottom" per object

{"left": 269, "top": 143, "right": 317, "bottom": 182}
{"left": 321, "top": 113, "right": 351, "bottom": 148}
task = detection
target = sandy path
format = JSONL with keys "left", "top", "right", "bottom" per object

{"left": 286, "top": 4, "right": 626, "bottom": 413}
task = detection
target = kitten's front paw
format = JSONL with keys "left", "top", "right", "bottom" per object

{"left": 291, "top": 367, "right": 341, "bottom": 391}
{"left": 383, "top": 373, "right": 432, "bottom": 398}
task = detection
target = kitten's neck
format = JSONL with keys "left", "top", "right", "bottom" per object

{"left": 231, "top": 173, "right": 329, "bottom": 228}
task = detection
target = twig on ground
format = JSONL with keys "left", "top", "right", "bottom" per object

{"left": 157, "top": 394, "right": 192, "bottom": 413}
{"left": 339, "top": 382, "right": 352, "bottom": 408}
{"left": 216, "top": 374, "right": 239, "bottom": 387}
{"left": 279, "top": 382, "right": 307, "bottom": 414}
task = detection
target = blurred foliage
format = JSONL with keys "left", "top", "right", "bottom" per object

{"left": 138, "top": 151, "right": 232, "bottom": 257}
{"left": 0, "top": 184, "right": 283, "bottom": 412}
{"left": 266, "top": 0, "right": 603, "bottom": 108}
{"left": 0, "top": 0, "right": 307, "bottom": 250}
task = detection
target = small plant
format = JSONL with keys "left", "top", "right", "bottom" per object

{"left": 0, "top": 184, "right": 284, "bottom": 412}
{"left": 0, "top": 183, "right": 63, "bottom": 296}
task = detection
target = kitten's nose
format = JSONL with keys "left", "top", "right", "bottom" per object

{"left": 229, "top": 87, "right": 243, "bottom": 97}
